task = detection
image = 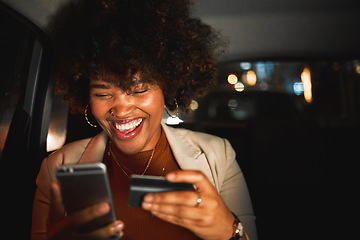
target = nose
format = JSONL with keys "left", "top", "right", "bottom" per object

{"left": 109, "top": 93, "right": 135, "bottom": 118}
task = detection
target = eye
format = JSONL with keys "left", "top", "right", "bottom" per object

{"left": 133, "top": 88, "right": 149, "bottom": 94}
{"left": 93, "top": 93, "right": 112, "bottom": 99}
{"left": 130, "top": 83, "right": 149, "bottom": 94}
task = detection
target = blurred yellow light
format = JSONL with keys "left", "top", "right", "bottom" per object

{"left": 190, "top": 100, "right": 199, "bottom": 111}
{"left": 242, "top": 70, "right": 257, "bottom": 86}
{"left": 301, "top": 67, "right": 312, "bottom": 103}
{"left": 234, "top": 82, "right": 245, "bottom": 92}
{"left": 247, "top": 70, "right": 257, "bottom": 86}
{"left": 356, "top": 65, "right": 360, "bottom": 75}
{"left": 227, "top": 74, "right": 238, "bottom": 85}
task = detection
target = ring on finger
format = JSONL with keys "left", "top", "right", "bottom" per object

{"left": 195, "top": 194, "right": 202, "bottom": 207}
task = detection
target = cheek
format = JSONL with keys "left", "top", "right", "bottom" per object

{"left": 142, "top": 91, "right": 165, "bottom": 117}
{"left": 89, "top": 100, "right": 109, "bottom": 120}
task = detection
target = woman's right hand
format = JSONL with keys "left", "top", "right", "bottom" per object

{"left": 47, "top": 182, "right": 124, "bottom": 240}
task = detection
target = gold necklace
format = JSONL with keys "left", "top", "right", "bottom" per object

{"left": 107, "top": 141, "right": 169, "bottom": 179}
{"left": 108, "top": 144, "right": 155, "bottom": 179}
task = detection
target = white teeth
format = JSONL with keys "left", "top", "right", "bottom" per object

{"left": 114, "top": 119, "right": 142, "bottom": 132}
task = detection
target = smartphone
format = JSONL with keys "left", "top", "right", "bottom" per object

{"left": 128, "top": 175, "right": 195, "bottom": 207}
{"left": 55, "top": 163, "right": 118, "bottom": 238}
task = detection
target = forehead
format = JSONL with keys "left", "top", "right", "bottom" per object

{"left": 89, "top": 72, "right": 143, "bottom": 86}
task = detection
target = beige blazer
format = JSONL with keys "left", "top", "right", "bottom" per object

{"left": 31, "top": 122, "right": 257, "bottom": 240}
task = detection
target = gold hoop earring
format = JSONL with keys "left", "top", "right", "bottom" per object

{"left": 165, "top": 99, "right": 179, "bottom": 118}
{"left": 84, "top": 104, "right": 98, "bottom": 128}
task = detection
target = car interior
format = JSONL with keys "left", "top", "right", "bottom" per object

{"left": 1, "top": 0, "right": 359, "bottom": 239}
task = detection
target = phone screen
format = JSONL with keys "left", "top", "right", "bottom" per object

{"left": 55, "top": 163, "right": 118, "bottom": 238}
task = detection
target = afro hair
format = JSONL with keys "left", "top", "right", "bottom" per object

{"left": 49, "top": 0, "right": 225, "bottom": 113}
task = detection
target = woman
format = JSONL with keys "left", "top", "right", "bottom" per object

{"left": 31, "top": 0, "right": 256, "bottom": 239}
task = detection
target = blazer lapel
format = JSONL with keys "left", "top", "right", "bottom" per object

{"left": 161, "top": 122, "right": 217, "bottom": 188}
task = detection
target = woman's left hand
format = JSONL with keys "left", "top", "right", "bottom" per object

{"left": 141, "top": 170, "right": 235, "bottom": 240}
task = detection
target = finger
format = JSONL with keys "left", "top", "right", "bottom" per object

{"left": 49, "top": 182, "right": 111, "bottom": 226}
{"left": 80, "top": 220, "right": 124, "bottom": 239}
{"left": 151, "top": 210, "right": 204, "bottom": 229}
{"left": 144, "top": 201, "right": 204, "bottom": 221}
{"left": 47, "top": 217, "right": 75, "bottom": 240}
{"left": 166, "top": 170, "right": 215, "bottom": 194}
{"left": 70, "top": 202, "right": 111, "bottom": 229}
{"left": 49, "top": 182, "right": 65, "bottom": 222}
{"left": 47, "top": 202, "right": 111, "bottom": 239}
{"left": 143, "top": 190, "right": 199, "bottom": 207}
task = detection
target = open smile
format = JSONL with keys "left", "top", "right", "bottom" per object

{"left": 110, "top": 118, "right": 144, "bottom": 140}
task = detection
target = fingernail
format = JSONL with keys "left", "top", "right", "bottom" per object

{"left": 111, "top": 221, "right": 124, "bottom": 232}
{"left": 113, "top": 222, "right": 124, "bottom": 231}
{"left": 166, "top": 172, "right": 176, "bottom": 181}
{"left": 96, "top": 202, "right": 110, "bottom": 214}
{"left": 143, "top": 194, "right": 154, "bottom": 202}
{"left": 142, "top": 202, "right": 152, "bottom": 209}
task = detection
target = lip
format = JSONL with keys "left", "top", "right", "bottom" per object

{"left": 110, "top": 118, "right": 145, "bottom": 140}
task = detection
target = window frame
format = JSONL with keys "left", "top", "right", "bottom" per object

{"left": 0, "top": 3, "right": 53, "bottom": 238}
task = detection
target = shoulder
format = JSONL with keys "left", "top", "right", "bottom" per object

{"left": 163, "top": 124, "right": 232, "bottom": 155}
{"left": 162, "top": 123, "right": 236, "bottom": 171}
{"left": 48, "top": 137, "right": 92, "bottom": 164}
{"left": 35, "top": 137, "right": 93, "bottom": 198}
{"left": 164, "top": 124, "right": 226, "bottom": 146}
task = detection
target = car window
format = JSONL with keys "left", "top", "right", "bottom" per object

{"left": 0, "top": 10, "right": 35, "bottom": 161}
{"left": 176, "top": 60, "right": 360, "bottom": 126}
{"left": 46, "top": 93, "right": 69, "bottom": 152}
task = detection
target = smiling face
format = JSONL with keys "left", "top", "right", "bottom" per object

{"left": 89, "top": 73, "right": 164, "bottom": 155}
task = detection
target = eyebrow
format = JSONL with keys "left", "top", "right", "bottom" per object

{"left": 89, "top": 83, "right": 110, "bottom": 89}
{"left": 89, "top": 77, "right": 145, "bottom": 90}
